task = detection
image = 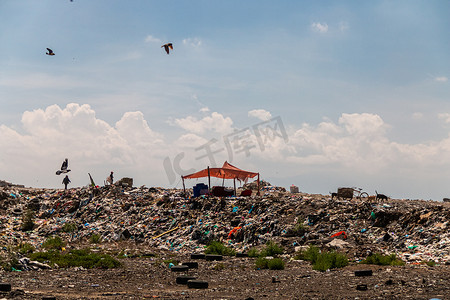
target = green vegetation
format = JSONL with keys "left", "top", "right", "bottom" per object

{"left": 29, "top": 249, "right": 121, "bottom": 269}
{"left": 89, "top": 233, "right": 101, "bottom": 244}
{"left": 214, "top": 263, "right": 225, "bottom": 270}
{"left": 423, "top": 260, "right": 436, "bottom": 267}
{"left": 360, "top": 253, "right": 405, "bottom": 266}
{"left": 292, "top": 221, "right": 309, "bottom": 236}
{"left": 248, "top": 241, "right": 284, "bottom": 258}
{"left": 62, "top": 223, "right": 78, "bottom": 233}
{"left": 248, "top": 247, "right": 260, "bottom": 258}
{"left": 21, "top": 209, "right": 35, "bottom": 231}
{"left": 205, "top": 241, "right": 236, "bottom": 256}
{"left": 260, "top": 241, "right": 284, "bottom": 257}
{"left": 162, "top": 258, "right": 179, "bottom": 265}
{"left": 255, "top": 257, "right": 285, "bottom": 270}
{"left": 17, "top": 242, "right": 35, "bottom": 255}
{"left": 295, "top": 245, "right": 348, "bottom": 272}
{"left": 42, "top": 236, "right": 66, "bottom": 250}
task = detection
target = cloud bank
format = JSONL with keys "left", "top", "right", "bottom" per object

{"left": 2, "top": 103, "right": 450, "bottom": 200}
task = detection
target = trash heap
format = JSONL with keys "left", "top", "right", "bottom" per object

{"left": 1, "top": 180, "right": 449, "bottom": 267}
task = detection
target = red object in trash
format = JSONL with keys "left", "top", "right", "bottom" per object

{"left": 228, "top": 226, "right": 242, "bottom": 238}
{"left": 331, "top": 231, "right": 347, "bottom": 239}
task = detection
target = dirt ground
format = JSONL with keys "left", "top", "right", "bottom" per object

{"left": 1, "top": 248, "right": 449, "bottom": 300}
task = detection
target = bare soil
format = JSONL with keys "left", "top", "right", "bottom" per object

{"left": 1, "top": 248, "right": 449, "bottom": 299}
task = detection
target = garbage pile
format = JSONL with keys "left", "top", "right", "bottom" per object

{"left": 1, "top": 180, "right": 449, "bottom": 267}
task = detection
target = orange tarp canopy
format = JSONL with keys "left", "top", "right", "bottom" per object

{"left": 182, "top": 161, "right": 258, "bottom": 182}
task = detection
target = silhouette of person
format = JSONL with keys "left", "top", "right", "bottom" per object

{"left": 62, "top": 175, "right": 71, "bottom": 190}
{"left": 107, "top": 171, "right": 114, "bottom": 185}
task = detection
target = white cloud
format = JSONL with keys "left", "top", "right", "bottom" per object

{"left": 412, "top": 112, "right": 423, "bottom": 120}
{"left": 248, "top": 109, "right": 272, "bottom": 121}
{"left": 438, "top": 113, "right": 450, "bottom": 123}
{"left": 311, "top": 22, "right": 328, "bottom": 33}
{"left": 338, "top": 21, "right": 349, "bottom": 32}
{"left": 182, "top": 37, "right": 202, "bottom": 47}
{"left": 200, "top": 107, "right": 210, "bottom": 113}
{"left": 435, "top": 76, "right": 448, "bottom": 82}
{"left": 173, "top": 112, "right": 233, "bottom": 134}
{"left": 144, "top": 35, "right": 162, "bottom": 43}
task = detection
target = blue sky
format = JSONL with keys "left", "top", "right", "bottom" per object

{"left": 1, "top": 1, "right": 450, "bottom": 200}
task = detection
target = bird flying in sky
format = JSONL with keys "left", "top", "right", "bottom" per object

{"left": 46, "top": 48, "right": 55, "bottom": 56}
{"left": 56, "top": 158, "right": 71, "bottom": 175}
{"left": 161, "top": 43, "right": 173, "bottom": 55}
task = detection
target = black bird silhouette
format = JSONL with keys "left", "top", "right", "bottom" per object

{"left": 161, "top": 43, "right": 173, "bottom": 55}
{"left": 56, "top": 158, "right": 71, "bottom": 175}
{"left": 46, "top": 48, "right": 55, "bottom": 56}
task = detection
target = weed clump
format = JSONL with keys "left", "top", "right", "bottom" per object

{"left": 295, "top": 245, "right": 348, "bottom": 272}
{"left": 255, "top": 257, "right": 285, "bottom": 270}
{"left": 42, "top": 236, "right": 65, "bottom": 250}
{"left": 21, "top": 210, "right": 35, "bottom": 231}
{"left": 89, "top": 233, "right": 101, "bottom": 244}
{"left": 260, "top": 241, "right": 284, "bottom": 257}
{"left": 205, "top": 241, "right": 236, "bottom": 256}
{"left": 62, "top": 223, "right": 78, "bottom": 233}
{"left": 29, "top": 249, "right": 121, "bottom": 269}
{"left": 360, "top": 253, "right": 405, "bottom": 266}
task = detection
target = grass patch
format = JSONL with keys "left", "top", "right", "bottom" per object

{"left": 248, "top": 247, "right": 260, "bottom": 257}
{"left": 255, "top": 257, "right": 285, "bottom": 270}
{"left": 42, "top": 236, "right": 65, "bottom": 250}
{"left": 295, "top": 245, "right": 348, "bottom": 272}
{"left": 214, "top": 263, "right": 225, "bottom": 270}
{"left": 260, "top": 241, "right": 284, "bottom": 257}
{"left": 17, "top": 242, "right": 35, "bottom": 255}
{"left": 292, "top": 221, "right": 309, "bottom": 236}
{"left": 89, "top": 233, "right": 101, "bottom": 244}
{"left": 205, "top": 241, "right": 236, "bottom": 256}
{"left": 163, "top": 258, "right": 179, "bottom": 265}
{"left": 360, "top": 253, "right": 405, "bottom": 266}
{"left": 29, "top": 249, "right": 121, "bottom": 269}
{"left": 21, "top": 209, "right": 35, "bottom": 231}
{"left": 62, "top": 223, "right": 78, "bottom": 233}
{"left": 423, "top": 260, "right": 436, "bottom": 267}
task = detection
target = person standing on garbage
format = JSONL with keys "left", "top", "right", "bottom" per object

{"left": 107, "top": 171, "right": 114, "bottom": 185}
{"left": 62, "top": 175, "right": 71, "bottom": 190}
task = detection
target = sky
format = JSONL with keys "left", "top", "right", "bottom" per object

{"left": 1, "top": 1, "right": 450, "bottom": 201}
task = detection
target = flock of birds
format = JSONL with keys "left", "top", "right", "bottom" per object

{"left": 45, "top": 43, "right": 173, "bottom": 57}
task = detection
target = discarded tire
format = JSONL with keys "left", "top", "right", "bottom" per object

{"left": 355, "top": 270, "right": 373, "bottom": 277}
{"left": 187, "top": 280, "right": 209, "bottom": 289}
{"left": 0, "top": 283, "right": 11, "bottom": 292}
{"left": 236, "top": 252, "right": 248, "bottom": 257}
{"left": 190, "top": 253, "right": 205, "bottom": 259}
{"left": 176, "top": 275, "right": 196, "bottom": 284}
{"left": 182, "top": 262, "right": 199, "bottom": 269}
{"left": 170, "top": 265, "right": 189, "bottom": 272}
{"left": 205, "top": 254, "right": 223, "bottom": 261}
{"left": 356, "top": 284, "right": 368, "bottom": 291}
{"left": 42, "top": 297, "right": 57, "bottom": 300}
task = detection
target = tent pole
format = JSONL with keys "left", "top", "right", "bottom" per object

{"left": 222, "top": 174, "right": 225, "bottom": 186}
{"left": 257, "top": 173, "right": 260, "bottom": 196}
{"left": 207, "top": 166, "right": 211, "bottom": 192}
{"left": 234, "top": 178, "right": 236, "bottom": 196}
{"left": 182, "top": 176, "right": 186, "bottom": 196}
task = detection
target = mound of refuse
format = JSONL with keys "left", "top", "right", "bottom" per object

{"left": 1, "top": 180, "right": 449, "bottom": 267}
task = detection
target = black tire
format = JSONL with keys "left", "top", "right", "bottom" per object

{"left": 236, "top": 252, "right": 248, "bottom": 258}
{"left": 176, "top": 276, "right": 196, "bottom": 284}
{"left": 187, "top": 280, "right": 209, "bottom": 289}
{"left": 355, "top": 270, "right": 373, "bottom": 277}
{"left": 0, "top": 283, "right": 11, "bottom": 292}
{"left": 190, "top": 253, "right": 205, "bottom": 259}
{"left": 359, "top": 192, "right": 369, "bottom": 201}
{"left": 356, "top": 284, "right": 368, "bottom": 291}
{"left": 205, "top": 254, "right": 223, "bottom": 261}
{"left": 42, "top": 297, "right": 57, "bottom": 300}
{"left": 171, "top": 265, "right": 189, "bottom": 272}
{"left": 182, "top": 262, "right": 199, "bottom": 269}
